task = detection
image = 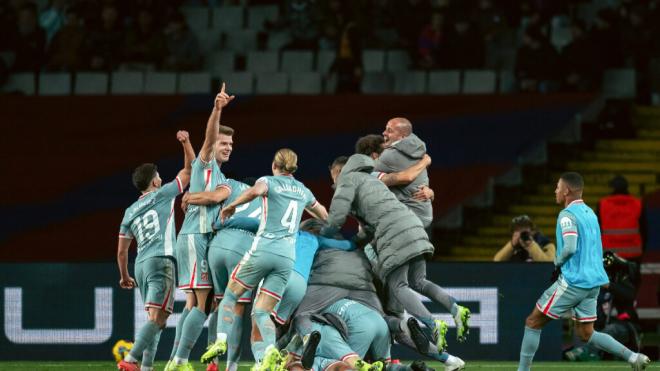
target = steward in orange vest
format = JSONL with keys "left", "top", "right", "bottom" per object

{"left": 598, "top": 176, "right": 643, "bottom": 259}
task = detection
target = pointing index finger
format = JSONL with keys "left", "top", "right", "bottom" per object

{"left": 220, "top": 82, "right": 226, "bottom": 94}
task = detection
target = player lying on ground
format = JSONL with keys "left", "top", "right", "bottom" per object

{"left": 117, "top": 130, "right": 194, "bottom": 371}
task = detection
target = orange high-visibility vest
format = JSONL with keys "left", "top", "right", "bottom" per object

{"left": 599, "top": 194, "right": 642, "bottom": 258}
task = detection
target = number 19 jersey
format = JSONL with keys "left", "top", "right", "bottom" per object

{"left": 119, "top": 178, "right": 184, "bottom": 264}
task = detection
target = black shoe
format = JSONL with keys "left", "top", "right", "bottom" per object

{"left": 407, "top": 317, "right": 430, "bottom": 355}
{"left": 301, "top": 331, "right": 321, "bottom": 370}
{"left": 411, "top": 360, "right": 435, "bottom": 371}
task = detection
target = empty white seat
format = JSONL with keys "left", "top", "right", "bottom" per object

{"left": 74, "top": 72, "right": 108, "bottom": 95}
{"left": 386, "top": 50, "right": 411, "bottom": 71}
{"left": 222, "top": 72, "right": 253, "bottom": 95}
{"left": 224, "top": 30, "right": 258, "bottom": 53}
{"left": 181, "top": 7, "right": 210, "bottom": 31}
{"left": 361, "top": 72, "right": 392, "bottom": 94}
{"left": 247, "top": 5, "right": 279, "bottom": 30}
{"left": 281, "top": 50, "right": 314, "bottom": 73}
{"left": 428, "top": 70, "right": 460, "bottom": 94}
{"left": 39, "top": 73, "right": 71, "bottom": 96}
{"left": 178, "top": 72, "right": 211, "bottom": 94}
{"left": 247, "top": 51, "right": 279, "bottom": 73}
{"left": 290, "top": 72, "right": 322, "bottom": 94}
{"left": 393, "top": 71, "right": 426, "bottom": 94}
{"left": 144, "top": 72, "right": 177, "bottom": 94}
{"left": 111, "top": 71, "right": 144, "bottom": 95}
{"left": 256, "top": 72, "right": 288, "bottom": 94}
{"left": 498, "top": 70, "right": 515, "bottom": 93}
{"left": 212, "top": 6, "right": 244, "bottom": 31}
{"left": 207, "top": 50, "right": 236, "bottom": 78}
{"left": 362, "top": 50, "right": 385, "bottom": 72}
{"left": 1, "top": 73, "right": 36, "bottom": 95}
{"left": 463, "top": 70, "right": 496, "bottom": 94}
{"left": 316, "top": 50, "right": 336, "bottom": 74}
{"left": 602, "top": 69, "right": 636, "bottom": 98}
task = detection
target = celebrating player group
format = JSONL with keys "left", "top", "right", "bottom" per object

{"left": 115, "top": 84, "right": 650, "bottom": 371}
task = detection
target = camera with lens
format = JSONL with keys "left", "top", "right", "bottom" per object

{"left": 520, "top": 231, "right": 532, "bottom": 243}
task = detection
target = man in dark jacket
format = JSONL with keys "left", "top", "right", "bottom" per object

{"left": 322, "top": 154, "right": 470, "bottom": 349}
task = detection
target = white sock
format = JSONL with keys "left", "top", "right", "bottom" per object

{"left": 227, "top": 362, "right": 239, "bottom": 371}
{"left": 174, "top": 356, "right": 187, "bottom": 365}
{"left": 217, "top": 332, "right": 227, "bottom": 342}
{"left": 628, "top": 353, "right": 639, "bottom": 364}
{"left": 124, "top": 354, "right": 138, "bottom": 363}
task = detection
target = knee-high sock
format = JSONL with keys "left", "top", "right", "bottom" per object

{"left": 175, "top": 307, "right": 208, "bottom": 361}
{"left": 217, "top": 290, "right": 238, "bottom": 339}
{"left": 226, "top": 308, "right": 244, "bottom": 369}
{"left": 252, "top": 308, "right": 277, "bottom": 363}
{"left": 142, "top": 329, "right": 161, "bottom": 368}
{"left": 587, "top": 331, "right": 635, "bottom": 362}
{"left": 207, "top": 308, "right": 218, "bottom": 345}
{"left": 170, "top": 308, "right": 190, "bottom": 359}
{"left": 386, "top": 364, "right": 411, "bottom": 371}
{"left": 127, "top": 320, "right": 161, "bottom": 362}
{"left": 518, "top": 327, "right": 541, "bottom": 371}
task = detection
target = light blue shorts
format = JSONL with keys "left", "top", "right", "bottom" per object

{"left": 272, "top": 271, "right": 307, "bottom": 325}
{"left": 176, "top": 233, "right": 213, "bottom": 290}
{"left": 536, "top": 276, "right": 600, "bottom": 322}
{"left": 312, "top": 323, "right": 356, "bottom": 365}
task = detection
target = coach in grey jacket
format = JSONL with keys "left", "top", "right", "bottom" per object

{"left": 321, "top": 154, "right": 463, "bottom": 342}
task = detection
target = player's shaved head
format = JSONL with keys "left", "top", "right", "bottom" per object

{"left": 560, "top": 172, "right": 584, "bottom": 192}
{"left": 355, "top": 134, "right": 384, "bottom": 158}
{"left": 390, "top": 117, "right": 413, "bottom": 136}
{"left": 132, "top": 163, "right": 158, "bottom": 191}
{"left": 383, "top": 117, "right": 413, "bottom": 147}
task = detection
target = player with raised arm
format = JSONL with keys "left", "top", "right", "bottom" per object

{"left": 167, "top": 84, "right": 235, "bottom": 371}
{"left": 116, "top": 131, "right": 194, "bottom": 371}
{"left": 202, "top": 149, "right": 328, "bottom": 371}
{"left": 517, "top": 172, "right": 650, "bottom": 371}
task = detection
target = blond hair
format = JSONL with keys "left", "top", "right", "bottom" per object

{"left": 273, "top": 148, "right": 298, "bottom": 174}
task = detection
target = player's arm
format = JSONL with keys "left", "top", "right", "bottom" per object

{"left": 183, "top": 185, "right": 231, "bottom": 207}
{"left": 199, "top": 83, "right": 235, "bottom": 163}
{"left": 305, "top": 200, "right": 328, "bottom": 221}
{"left": 116, "top": 235, "right": 136, "bottom": 289}
{"left": 527, "top": 241, "right": 556, "bottom": 262}
{"left": 176, "top": 130, "right": 195, "bottom": 188}
{"left": 378, "top": 154, "right": 431, "bottom": 187}
{"left": 413, "top": 184, "right": 435, "bottom": 201}
{"left": 220, "top": 180, "right": 267, "bottom": 221}
{"left": 321, "top": 176, "right": 357, "bottom": 237}
{"left": 493, "top": 241, "right": 514, "bottom": 261}
{"left": 555, "top": 211, "right": 579, "bottom": 267}
{"left": 317, "top": 235, "right": 356, "bottom": 251}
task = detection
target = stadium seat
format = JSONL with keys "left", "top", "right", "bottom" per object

{"left": 178, "top": 72, "right": 211, "bottom": 94}
{"left": 196, "top": 29, "right": 223, "bottom": 55}
{"left": 362, "top": 50, "right": 385, "bottom": 72}
{"left": 247, "top": 5, "right": 279, "bottom": 30}
{"left": 256, "top": 72, "right": 288, "bottom": 94}
{"left": 428, "top": 70, "right": 460, "bottom": 94}
{"left": 39, "top": 73, "right": 71, "bottom": 96}
{"left": 361, "top": 72, "right": 393, "bottom": 94}
{"left": 224, "top": 30, "right": 259, "bottom": 53}
{"left": 74, "top": 72, "right": 108, "bottom": 95}
{"left": 207, "top": 50, "right": 236, "bottom": 78}
{"left": 144, "top": 72, "right": 177, "bottom": 94}
{"left": 222, "top": 72, "right": 253, "bottom": 95}
{"left": 498, "top": 70, "right": 516, "bottom": 93}
{"left": 393, "top": 71, "right": 426, "bottom": 94}
{"left": 246, "top": 51, "right": 280, "bottom": 73}
{"left": 211, "top": 6, "right": 244, "bottom": 31}
{"left": 1, "top": 73, "right": 36, "bottom": 95}
{"left": 267, "top": 31, "right": 291, "bottom": 50}
{"left": 462, "top": 70, "right": 496, "bottom": 94}
{"left": 181, "top": 6, "right": 210, "bottom": 31}
{"left": 386, "top": 50, "right": 411, "bottom": 71}
{"left": 111, "top": 72, "right": 144, "bottom": 95}
{"left": 316, "top": 50, "right": 336, "bottom": 74}
{"left": 602, "top": 69, "right": 636, "bottom": 98}
{"left": 280, "top": 50, "right": 314, "bottom": 73}
{"left": 550, "top": 15, "right": 572, "bottom": 51}
{"left": 289, "top": 72, "right": 322, "bottom": 94}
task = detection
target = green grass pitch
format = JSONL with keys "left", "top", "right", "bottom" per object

{"left": 0, "top": 361, "right": 655, "bottom": 370}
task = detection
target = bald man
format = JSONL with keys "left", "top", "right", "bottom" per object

{"left": 376, "top": 117, "right": 433, "bottom": 228}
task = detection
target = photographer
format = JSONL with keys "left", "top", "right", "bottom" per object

{"left": 493, "top": 215, "right": 556, "bottom": 262}
{"left": 565, "top": 251, "right": 642, "bottom": 361}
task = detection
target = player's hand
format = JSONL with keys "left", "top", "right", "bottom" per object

{"left": 119, "top": 277, "right": 137, "bottom": 289}
{"left": 181, "top": 192, "right": 189, "bottom": 213}
{"left": 214, "top": 82, "right": 235, "bottom": 110}
{"left": 177, "top": 130, "right": 189, "bottom": 143}
{"left": 413, "top": 185, "right": 434, "bottom": 201}
{"left": 422, "top": 154, "right": 432, "bottom": 167}
{"left": 511, "top": 230, "right": 521, "bottom": 247}
{"left": 220, "top": 204, "right": 236, "bottom": 222}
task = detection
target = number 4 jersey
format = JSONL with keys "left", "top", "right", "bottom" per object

{"left": 119, "top": 178, "right": 184, "bottom": 264}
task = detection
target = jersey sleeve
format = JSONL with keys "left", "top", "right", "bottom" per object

{"left": 216, "top": 179, "right": 235, "bottom": 193}
{"left": 256, "top": 176, "right": 269, "bottom": 193}
{"left": 304, "top": 187, "right": 318, "bottom": 208}
{"left": 556, "top": 210, "right": 579, "bottom": 267}
{"left": 371, "top": 171, "right": 386, "bottom": 180}
{"left": 317, "top": 236, "right": 356, "bottom": 251}
{"left": 559, "top": 211, "right": 578, "bottom": 238}
{"left": 159, "top": 177, "right": 184, "bottom": 199}
{"left": 118, "top": 213, "right": 134, "bottom": 240}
